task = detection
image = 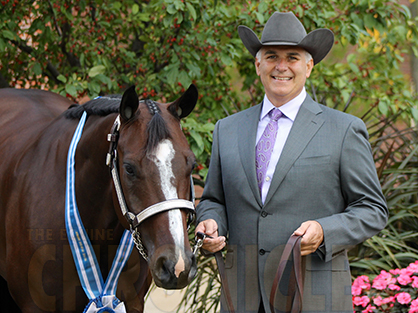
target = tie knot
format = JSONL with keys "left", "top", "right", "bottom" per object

{"left": 269, "top": 109, "right": 282, "bottom": 121}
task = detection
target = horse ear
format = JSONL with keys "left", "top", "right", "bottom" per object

{"left": 120, "top": 85, "right": 139, "bottom": 121}
{"left": 168, "top": 84, "right": 198, "bottom": 119}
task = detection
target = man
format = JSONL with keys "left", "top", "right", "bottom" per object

{"left": 195, "top": 12, "right": 388, "bottom": 313}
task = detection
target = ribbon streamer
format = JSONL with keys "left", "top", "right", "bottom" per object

{"left": 65, "top": 111, "right": 134, "bottom": 313}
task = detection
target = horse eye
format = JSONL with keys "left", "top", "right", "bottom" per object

{"left": 123, "top": 163, "right": 135, "bottom": 176}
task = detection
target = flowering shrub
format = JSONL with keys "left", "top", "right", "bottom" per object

{"left": 352, "top": 261, "right": 418, "bottom": 313}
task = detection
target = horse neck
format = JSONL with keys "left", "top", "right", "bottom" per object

{"left": 74, "top": 114, "right": 121, "bottom": 235}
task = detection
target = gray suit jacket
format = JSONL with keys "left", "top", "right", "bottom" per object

{"left": 196, "top": 95, "right": 388, "bottom": 313}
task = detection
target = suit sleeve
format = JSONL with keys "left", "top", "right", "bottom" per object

{"left": 196, "top": 120, "right": 228, "bottom": 237}
{"left": 316, "top": 118, "right": 388, "bottom": 262}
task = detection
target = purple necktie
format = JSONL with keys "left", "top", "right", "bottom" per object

{"left": 256, "top": 109, "right": 283, "bottom": 193}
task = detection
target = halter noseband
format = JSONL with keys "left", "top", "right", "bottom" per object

{"left": 106, "top": 109, "right": 196, "bottom": 260}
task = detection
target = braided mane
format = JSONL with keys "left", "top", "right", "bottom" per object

{"left": 64, "top": 96, "right": 171, "bottom": 154}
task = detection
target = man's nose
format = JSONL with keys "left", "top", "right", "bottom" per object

{"left": 275, "top": 59, "right": 288, "bottom": 71}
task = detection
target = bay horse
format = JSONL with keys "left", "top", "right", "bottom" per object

{"left": 0, "top": 85, "right": 198, "bottom": 312}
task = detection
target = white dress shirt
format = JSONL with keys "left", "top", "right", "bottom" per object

{"left": 256, "top": 87, "right": 306, "bottom": 203}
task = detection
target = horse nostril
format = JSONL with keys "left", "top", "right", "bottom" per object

{"left": 156, "top": 256, "right": 173, "bottom": 283}
{"left": 152, "top": 248, "right": 197, "bottom": 289}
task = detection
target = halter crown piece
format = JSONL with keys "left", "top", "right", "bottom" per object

{"left": 65, "top": 111, "right": 133, "bottom": 313}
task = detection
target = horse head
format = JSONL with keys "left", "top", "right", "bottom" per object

{"left": 110, "top": 85, "right": 198, "bottom": 289}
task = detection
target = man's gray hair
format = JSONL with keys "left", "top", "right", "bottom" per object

{"left": 255, "top": 48, "right": 313, "bottom": 64}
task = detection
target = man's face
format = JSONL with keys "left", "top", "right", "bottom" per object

{"left": 255, "top": 46, "right": 314, "bottom": 107}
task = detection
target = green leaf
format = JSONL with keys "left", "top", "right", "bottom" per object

{"left": 88, "top": 65, "right": 106, "bottom": 77}
{"left": 220, "top": 53, "right": 232, "bottom": 66}
{"left": 378, "top": 100, "right": 389, "bottom": 116}
{"left": 186, "top": 2, "right": 196, "bottom": 21}
{"left": 166, "top": 4, "right": 177, "bottom": 15}
{"left": 33, "top": 63, "right": 42, "bottom": 76}
{"left": 165, "top": 66, "right": 178, "bottom": 86}
{"left": 178, "top": 70, "right": 192, "bottom": 87}
{"left": 189, "top": 129, "right": 204, "bottom": 150}
{"left": 57, "top": 75, "right": 67, "bottom": 83}
{"left": 411, "top": 108, "right": 418, "bottom": 122}
{"left": 132, "top": 4, "right": 139, "bottom": 15}
{"left": 112, "top": 2, "right": 122, "bottom": 10}
{"left": 255, "top": 12, "right": 264, "bottom": 25}
{"left": 2, "top": 30, "right": 15, "bottom": 40}
{"left": 88, "top": 81, "right": 101, "bottom": 95}
{"left": 65, "top": 84, "right": 77, "bottom": 97}
{"left": 258, "top": 1, "right": 268, "bottom": 14}
{"left": 186, "top": 63, "right": 201, "bottom": 77}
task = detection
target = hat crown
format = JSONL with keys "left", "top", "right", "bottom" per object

{"left": 237, "top": 11, "right": 334, "bottom": 64}
{"left": 261, "top": 12, "right": 307, "bottom": 44}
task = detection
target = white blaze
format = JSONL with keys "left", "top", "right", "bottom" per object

{"left": 152, "top": 139, "right": 185, "bottom": 277}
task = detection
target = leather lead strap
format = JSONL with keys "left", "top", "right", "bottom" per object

{"left": 269, "top": 235, "right": 303, "bottom": 313}
{"left": 214, "top": 251, "right": 236, "bottom": 313}
{"left": 214, "top": 234, "right": 303, "bottom": 313}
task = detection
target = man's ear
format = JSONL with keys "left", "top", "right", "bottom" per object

{"left": 255, "top": 58, "right": 261, "bottom": 76}
{"left": 306, "top": 59, "right": 314, "bottom": 78}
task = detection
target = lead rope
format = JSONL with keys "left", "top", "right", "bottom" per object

{"left": 194, "top": 232, "right": 303, "bottom": 313}
{"left": 65, "top": 111, "right": 134, "bottom": 313}
{"left": 195, "top": 232, "right": 235, "bottom": 313}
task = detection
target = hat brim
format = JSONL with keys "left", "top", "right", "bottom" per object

{"left": 238, "top": 25, "right": 334, "bottom": 65}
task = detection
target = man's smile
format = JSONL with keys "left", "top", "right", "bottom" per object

{"left": 271, "top": 76, "right": 292, "bottom": 81}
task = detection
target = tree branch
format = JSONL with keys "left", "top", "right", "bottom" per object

{"left": 0, "top": 72, "right": 10, "bottom": 88}
{"left": 10, "top": 39, "right": 61, "bottom": 83}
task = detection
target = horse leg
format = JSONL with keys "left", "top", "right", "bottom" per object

{"left": 0, "top": 276, "right": 21, "bottom": 313}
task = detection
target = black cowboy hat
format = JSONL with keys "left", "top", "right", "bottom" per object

{"left": 238, "top": 12, "right": 334, "bottom": 65}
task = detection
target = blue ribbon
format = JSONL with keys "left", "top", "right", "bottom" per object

{"left": 65, "top": 111, "right": 134, "bottom": 312}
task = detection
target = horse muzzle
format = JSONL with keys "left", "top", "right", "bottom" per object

{"left": 151, "top": 246, "right": 197, "bottom": 289}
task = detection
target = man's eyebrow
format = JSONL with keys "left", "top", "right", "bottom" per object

{"left": 263, "top": 50, "right": 278, "bottom": 55}
{"left": 263, "top": 50, "right": 302, "bottom": 57}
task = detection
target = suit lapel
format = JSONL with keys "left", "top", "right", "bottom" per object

{"left": 264, "top": 95, "right": 325, "bottom": 206}
{"left": 238, "top": 104, "right": 263, "bottom": 207}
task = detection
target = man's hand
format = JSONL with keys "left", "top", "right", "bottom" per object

{"left": 293, "top": 220, "right": 324, "bottom": 256}
{"left": 195, "top": 219, "right": 226, "bottom": 253}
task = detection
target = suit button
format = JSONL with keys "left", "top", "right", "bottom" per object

{"left": 261, "top": 211, "right": 268, "bottom": 218}
{"left": 259, "top": 249, "right": 265, "bottom": 255}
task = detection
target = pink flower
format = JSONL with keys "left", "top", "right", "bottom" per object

{"left": 409, "top": 299, "right": 418, "bottom": 313}
{"left": 408, "top": 261, "right": 418, "bottom": 274}
{"left": 353, "top": 296, "right": 370, "bottom": 307}
{"left": 352, "top": 275, "right": 371, "bottom": 296}
{"left": 398, "top": 274, "right": 413, "bottom": 285}
{"left": 385, "top": 296, "right": 396, "bottom": 304}
{"left": 396, "top": 292, "right": 412, "bottom": 305}
{"left": 390, "top": 268, "right": 401, "bottom": 275}
{"left": 373, "top": 296, "right": 384, "bottom": 306}
{"left": 374, "top": 296, "right": 395, "bottom": 306}
{"left": 362, "top": 304, "right": 376, "bottom": 313}
{"left": 388, "top": 283, "right": 401, "bottom": 291}
{"left": 372, "top": 271, "right": 394, "bottom": 290}
{"left": 412, "top": 276, "right": 418, "bottom": 288}
{"left": 401, "top": 268, "right": 414, "bottom": 276}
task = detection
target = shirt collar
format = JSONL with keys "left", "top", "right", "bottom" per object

{"left": 260, "top": 87, "right": 306, "bottom": 122}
